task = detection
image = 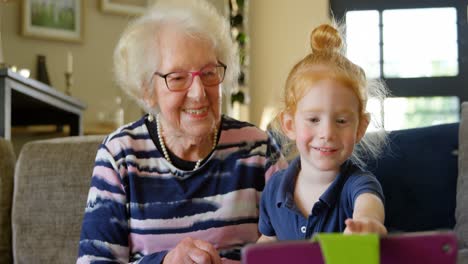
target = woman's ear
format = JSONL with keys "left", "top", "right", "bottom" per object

{"left": 356, "top": 113, "right": 370, "bottom": 143}
{"left": 280, "top": 112, "right": 297, "bottom": 141}
{"left": 143, "top": 83, "right": 157, "bottom": 109}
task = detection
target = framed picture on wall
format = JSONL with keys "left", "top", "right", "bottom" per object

{"left": 21, "top": 0, "right": 84, "bottom": 43}
{"left": 100, "top": 0, "right": 150, "bottom": 16}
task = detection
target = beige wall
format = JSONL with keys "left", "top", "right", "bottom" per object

{"left": 249, "top": 0, "right": 329, "bottom": 126}
{"left": 2, "top": 0, "right": 142, "bottom": 132}
{"left": 2, "top": 0, "right": 328, "bottom": 132}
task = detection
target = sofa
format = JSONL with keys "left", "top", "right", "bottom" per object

{"left": 0, "top": 102, "right": 467, "bottom": 263}
{"left": 0, "top": 138, "right": 15, "bottom": 264}
{"left": 0, "top": 135, "right": 104, "bottom": 264}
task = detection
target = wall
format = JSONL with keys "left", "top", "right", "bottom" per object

{"left": 1, "top": 0, "right": 328, "bottom": 132}
{"left": 2, "top": 0, "right": 139, "bottom": 132}
{"left": 248, "top": 0, "right": 329, "bottom": 126}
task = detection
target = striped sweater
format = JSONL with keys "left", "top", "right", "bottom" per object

{"left": 77, "top": 115, "right": 287, "bottom": 263}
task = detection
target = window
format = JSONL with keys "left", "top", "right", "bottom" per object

{"left": 382, "top": 8, "right": 458, "bottom": 78}
{"left": 346, "top": 10, "right": 380, "bottom": 79}
{"left": 367, "top": 96, "right": 459, "bottom": 131}
{"left": 331, "top": 0, "right": 468, "bottom": 130}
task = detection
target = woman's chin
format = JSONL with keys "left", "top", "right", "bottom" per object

{"left": 182, "top": 111, "right": 219, "bottom": 125}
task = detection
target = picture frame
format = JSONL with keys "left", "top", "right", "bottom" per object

{"left": 100, "top": 0, "right": 150, "bottom": 16}
{"left": 21, "top": 0, "right": 84, "bottom": 43}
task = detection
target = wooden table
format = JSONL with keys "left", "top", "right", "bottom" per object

{"left": 0, "top": 68, "right": 86, "bottom": 139}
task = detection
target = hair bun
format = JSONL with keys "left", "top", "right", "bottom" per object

{"left": 310, "top": 24, "right": 342, "bottom": 53}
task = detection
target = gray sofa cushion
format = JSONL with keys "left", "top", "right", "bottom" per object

{"left": 456, "top": 102, "right": 468, "bottom": 249}
{"left": 459, "top": 248, "right": 468, "bottom": 264}
{"left": 0, "top": 138, "right": 15, "bottom": 264}
{"left": 11, "top": 136, "right": 103, "bottom": 264}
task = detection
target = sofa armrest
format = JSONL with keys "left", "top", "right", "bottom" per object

{"left": 11, "top": 136, "right": 104, "bottom": 263}
{"left": 0, "top": 138, "right": 15, "bottom": 264}
{"left": 458, "top": 248, "right": 468, "bottom": 264}
{"left": 456, "top": 102, "right": 468, "bottom": 249}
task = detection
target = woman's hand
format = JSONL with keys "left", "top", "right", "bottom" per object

{"left": 344, "top": 217, "right": 387, "bottom": 235}
{"left": 163, "top": 237, "right": 222, "bottom": 264}
{"left": 257, "top": 234, "right": 277, "bottom": 243}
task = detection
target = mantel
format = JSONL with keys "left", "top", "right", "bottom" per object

{"left": 0, "top": 68, "right": 86, "bottom": 139}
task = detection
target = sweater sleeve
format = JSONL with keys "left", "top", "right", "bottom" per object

{"left": 77, "top": 144, "right": 169, "bottom": 264}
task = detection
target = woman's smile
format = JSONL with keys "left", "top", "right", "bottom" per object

{"left": 183, "top": 106, "right": 209, "bottom": 115}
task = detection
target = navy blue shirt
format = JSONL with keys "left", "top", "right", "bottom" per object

{"left": 259, "top": 157, "right": 384, "bottom": 240}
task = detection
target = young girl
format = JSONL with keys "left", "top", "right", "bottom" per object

{"left": 258, "top": 23, "right": 388, "bottom": 242}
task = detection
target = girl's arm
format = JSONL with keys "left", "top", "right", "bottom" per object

{"left": 344, "top": 193, "right": 387, "bottom": 235}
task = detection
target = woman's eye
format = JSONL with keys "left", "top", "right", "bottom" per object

{"left": 309, "top": 118, "right": 320, "bottom": 123}
{"left": 168, "top": 73, "right": 188, "bottom": 82}
{"left": 203, "top": 70, "right": 216, "bottom": 76}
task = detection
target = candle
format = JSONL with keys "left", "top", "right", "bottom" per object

{"left": 0, "top": 32, "right": 4, "bottom": 64}
{"left": 0, "top": 16, "right": 3, "bottom": 64}
{"left": 67, "top": 52, "right": 73, "bottom": 73}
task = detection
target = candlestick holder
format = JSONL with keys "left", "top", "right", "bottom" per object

{"left": 65, "top": 71, "right": 73, "bottom": 96}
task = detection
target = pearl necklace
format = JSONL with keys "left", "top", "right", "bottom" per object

{"left": 154, "top": 114, "right": 218, "bottom": 171}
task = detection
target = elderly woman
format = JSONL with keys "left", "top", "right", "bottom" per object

{"left": 77, "top": 0, "right": 286, "bottom": 263}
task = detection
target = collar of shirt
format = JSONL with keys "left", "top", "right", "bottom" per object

{"left": 275, "top": 157, "right": 354, "bottom": 210}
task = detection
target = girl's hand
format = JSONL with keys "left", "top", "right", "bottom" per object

{"left": 343, "top": 217, "right": 387, "bottom": 235}
{"left": 347, "top": 193, "right": 387, "bottom": 235}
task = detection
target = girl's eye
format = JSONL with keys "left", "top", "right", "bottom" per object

{"left": 337, "top": 118, "right": 347, "bottom": 124}
{"left": 309, "top": 117, "right": 320, "bottom": 123}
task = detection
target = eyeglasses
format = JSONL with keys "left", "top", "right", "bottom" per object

{"left": 154, "top": 62, "right": 227, "bottom": 92}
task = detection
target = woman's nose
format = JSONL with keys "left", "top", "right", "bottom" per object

{"left": 186, "top": 75, "right": 206, "bottom": 99}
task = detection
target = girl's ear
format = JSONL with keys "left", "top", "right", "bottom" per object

{"left": 280, "top": 112, "right": 297, "bottom": 140}
{"left": 356, "top": 113, "right": 370, "bottom": 143}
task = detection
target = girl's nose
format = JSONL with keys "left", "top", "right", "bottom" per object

{"left": 319, "top": 121, "right": 335, "bottom": 140}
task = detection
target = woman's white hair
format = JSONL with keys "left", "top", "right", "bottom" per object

{"left": 113, "top": 0, "right": 239, "bottom": 113}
